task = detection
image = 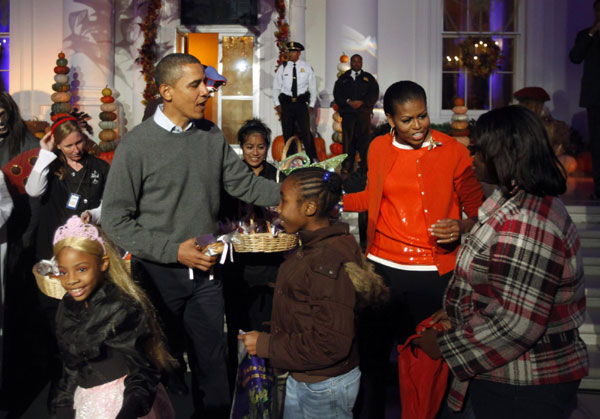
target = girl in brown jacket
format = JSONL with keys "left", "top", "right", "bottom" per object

{"left": 239, "top": 167, "right": 384, "bottom": 418}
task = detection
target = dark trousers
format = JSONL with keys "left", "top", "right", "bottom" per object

{"left": 132, "top": 256, "right": 230, "bottom": 418}
{"left": 468, "top": 379, "right": 579, "bottom": 419}
{"left": 341, "top": 111, "right": 371, "bottom": 172}
{"left": 280, "top": 94, "right": 318, "bottom": 161}
{"left": 353, "top": 263, "right": 451, "bottom": 419}
{"left": 588, "top": 107, "right": 600, "bottom": 195}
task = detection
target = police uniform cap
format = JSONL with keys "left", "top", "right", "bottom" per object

{"left": 286, "top": 41, "right": 305, "bottom": 51}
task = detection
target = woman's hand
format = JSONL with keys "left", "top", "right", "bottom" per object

{"left": 238, "top": 331, "right": 260, "bottom": 355}
{"left": 430, "top": 217, "right": 476, "bottom": 244}
{"left": 80, "top": 211, "right": 92, "bottom": 224}
{"left": 39, "top": 131, "right": 55, "bottom": 151}
{"left": 412, "top": 328, "right": 443, "bottom": 360}
{"left": 430, "top": 218, "right": 461, "bottom": 244}
{"left": 428, "top": 309, "right": 452, "bottom": 331}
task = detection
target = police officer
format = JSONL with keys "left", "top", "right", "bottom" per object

{"left": 333, "top": 54, "right": 379, "bottom": 173}
{"left": 273, "top": 41, "right": 318, "bottom": 161}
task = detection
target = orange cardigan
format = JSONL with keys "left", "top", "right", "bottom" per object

{"left": 343, "top": 130, "right": 483, "bottom": 275}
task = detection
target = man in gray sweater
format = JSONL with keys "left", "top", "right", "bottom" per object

{"left": 102, "top": 53, "right": 280, "bottom": 418}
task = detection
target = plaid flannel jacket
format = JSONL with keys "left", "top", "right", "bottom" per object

{"left": 438, "top": 189, "right": 588, "bottom": 411}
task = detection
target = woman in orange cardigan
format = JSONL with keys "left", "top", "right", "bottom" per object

{"left": 345, "top": 81, "right": 483, "bottom": 419}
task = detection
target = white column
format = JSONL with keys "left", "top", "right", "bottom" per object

{"left": 62, "top": 0, "right": 114, "bottom": 142}
{"left": 289, "top": 0, "right": 306, "bottom": 46}
{"left": 324, "top": 0, "right": 378, "bottom": 105}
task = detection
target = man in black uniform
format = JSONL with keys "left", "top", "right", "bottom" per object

{"left": 333, "top": 54, "right": 379, "bottom": 173}
{"left": 272, "top": 42, "right": 318, "bottom": 161}
{"left": 570, "top": 0, "right": 600, "bottom": 199}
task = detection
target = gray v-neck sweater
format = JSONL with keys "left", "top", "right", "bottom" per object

{"left": 102, "top": 118, "right": 280, "bottom": 264}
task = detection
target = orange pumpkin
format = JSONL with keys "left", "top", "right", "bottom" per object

{"left": 271, "top": 135, "right": 285, "bottom": 161}
{"left": 58, "top": 52, "right": 66, "bottom": 59}
{"left": 51, "top": 113, "right": 71, "bottom": 122}
{"left": 98, "top": 150, "right": 115, "bottom": 165}
{"left": 454, "top": 97, "right": 465, "bottom": 107}
{"left": 314, "top": 136, "right": 327, "bottom": 162}
{"left": 101, "top": 96, "right": 115, "bottom": 103}
{"left": 54, "top": 66, "right": 69, "bottom": 74}
{"left": 332, "top": 103, "right": 339, "bottom": 112}
{"left": 330, "top": 142, "right": 343, "bottom": 155}
{"left": 340, "top": 53, "right": 349, "bottom": 63}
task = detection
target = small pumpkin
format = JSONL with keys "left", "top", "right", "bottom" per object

{"left": 54, "top": 66, "right": 70, "bottom": 74}
{"left": 99, "top": 111, "right": 117, "bottom": 121}
{"left": 100, "top": 103, "right": 117, "bottom": 112}
{"left": 333, "top": 121, "right": 343, "bottom": 132}
{"left": 51, "top": 92, "right": 72, "bottom": 103}
{"left": 332, "top": 103, "right": 339, "bottom": 112}
{"left": 271, "top": 135, "right": 285, "bottom": 161}
{"left": 332, "top": 112, "right": 342, "bottom": 123}
{"left": 56, "top": 58, "right": 68, "bottom": 67}
{"left": 314, "top": 136, "right": 327, "bottom": 162}
{"left": 454, "top": 97, "right": 465, "bottom": 107}
{"left": 99, "top": 121, "right": 117, "bottom": 130}
{"left": 340, "top": 52, "right": 349, "bottom": 63}
{"left": 330, "top": 142, "right": 343, "bottom": 155}
{"left": 99, "top": 129, "right": 117, "bottom": 142}
{"left": 102, "top": 86, "right": 113, "bottom": 96}
{"left": 58, "top": 52, "right": 66, "bottom": 59}
{"left": 331, "top": 131, "right": 343, "bottom": 144}
{"left": 51, "top": 102, "right": 71, "bottom": 114}
{"left": 450, "top": 120, "right": 469, "bottom": 130}
{"left": 101, "top": 96, "right": 115, "bottom": 103}
{"left": 452, "top": 105, "right": 468, "bottom": 114}
{"left": 52, "top": 83, "right": 70, "bottom": 92}
{"left": 51, "top": 113, "right": 71, "bottom": 122}
{"left": 54, "top": 74, "right": 69, "bottom": 83}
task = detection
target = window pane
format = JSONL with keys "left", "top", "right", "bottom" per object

{"left": 490, "top": 73, "right": 513, "bottom": 109}
{"left": 442, "top": 38, "right": 464, "bottom": 71}
{"left": 443, "top": 0, "right": 468, "bottom": 32}
{"left": 0, "top": 71, "right": 7, "bottom": 91}
{"left": 0, "top": 0, "right": 8, "bottom": 33}
{"left": 0, "top": 37, "right": 9, "bottom": 71}
{"left": 442, "top": 73, "right": 466, "bottom": 110}
{"left": 490, "top": 0, "right": 516, "bottom": 32}
{"left": 467, "top": 74, "right": 490, "bottom": 110}
{"left": 493, "top": 37, "right": 513, "bottom": 71}
{"left": 469, "top": 0, "right": 491, "bottom": 32}
{"left": 221, "top": 99, "right": 252, "bottom": 144}
{"left": 221, "top": 36, "right": 254, "bottom": 96}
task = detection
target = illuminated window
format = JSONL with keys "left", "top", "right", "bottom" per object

{"left": 0, "top": 0, "right": 8, "bottom": 91}
{"left": 442, "top": 0, "right": 518, "bottom": 110}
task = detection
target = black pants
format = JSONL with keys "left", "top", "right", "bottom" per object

{"left": 280, "top": 94, "right": 318, "bottom": 161}
{"left": 468, "top": 379, "right": 579, "bottom": 419}
{"left": 341, "top": 111, "right": 371, "bottom": 171}
{"left": 132, "top": 256, "right": 230, "bottom": 418}
{"left": 354, "top": 263, "right": 451, "bottom": 419}
{"left": 588, "top": 107, "right": 600, "bottom": 195}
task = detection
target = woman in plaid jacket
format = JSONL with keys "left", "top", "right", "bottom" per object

{"left": 415, "top": 106, "right": 588, "bottom": 419}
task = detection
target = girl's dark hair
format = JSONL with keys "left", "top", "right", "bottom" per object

{"left": 383, "top": 81, "right": 427, "bottom": 116}
{"left": 237, "top": 118, "right": 272, "bottom": 147}
{"left": 471, "top": 105, "right": 566, "bottom": 197}
{"left": 0, "top": 92, "right": 31, "bottom": 160}
{"left": 287, "top": 167, "right": 343, "bottom": 217}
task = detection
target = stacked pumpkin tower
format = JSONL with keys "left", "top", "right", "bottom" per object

{"left": 329, "top": 52, "right": 350, "bottom": 157}
{"left": 50, "top": 52, "right": 72, "bottom": 121}
{"left": 98, "top": 86, "right": 118, "bottom": 152}
{"left": 449, "top": 97, "right": 470, "bottom": 147}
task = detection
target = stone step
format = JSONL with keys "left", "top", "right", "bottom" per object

{"left": 567, "top": 205, "right": 600, "bottom": 224}
{"left": 586, "top": 275, "right": 600, "bottom": 308}
{"left": 577, "top": 224, "right": 600, "bottom": 248}
{"left": 580, "top": 344, "right": 600, "bottom": 391}
{"left": 580, "top": 307, "right": 600, "bottom": 346}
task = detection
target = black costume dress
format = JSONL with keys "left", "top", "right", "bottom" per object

{"left": 51, "top": 281, "right": 165, "bottom": 419}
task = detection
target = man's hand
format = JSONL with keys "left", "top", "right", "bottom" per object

{"left": 238, "top": 331, "right": 260, "bottom": 355}
{"left": 349, "top": 100, "right": 363, "bottom": 110}
{"left": 177, "top": 238, "right": 217, "bottom": 271}
{"left": 80, "top": 211, "right": 92, "bottom": 224}
{"left": 39, "top": 131, "right": 55, "bottom": 151}
{"left": 274, "top": 105, "right": 282, "bottom": 117}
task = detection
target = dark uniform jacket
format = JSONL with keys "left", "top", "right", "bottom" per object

{"left": 256, "top": 223, "right": 361, "bottom": 382}
{"left": 333, "top": 70, "right": 379, "bottom": 115}
{"left": 570, "top": 28, "right": 600, "bottom": 108}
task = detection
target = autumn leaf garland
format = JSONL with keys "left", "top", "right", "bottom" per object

{"left": 136, "top": 0, "right": 162, "bottom": 105}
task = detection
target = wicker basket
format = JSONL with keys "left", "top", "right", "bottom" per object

{"left": 33, "top": 264, "right": 66, "bottom": 300}
{"left": 233, "top": 232, "right": 298, "bottom": 253}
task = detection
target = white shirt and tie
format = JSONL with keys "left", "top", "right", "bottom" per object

{"left": 272, "top": 59, "right": 317, "bottom": 107}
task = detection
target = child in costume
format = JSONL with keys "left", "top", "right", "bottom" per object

{"left": 49, "top": 216, "right": 175, "bottom": 419}
{"left": 238, "top": 167, "right": 387, "bottom": 419}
